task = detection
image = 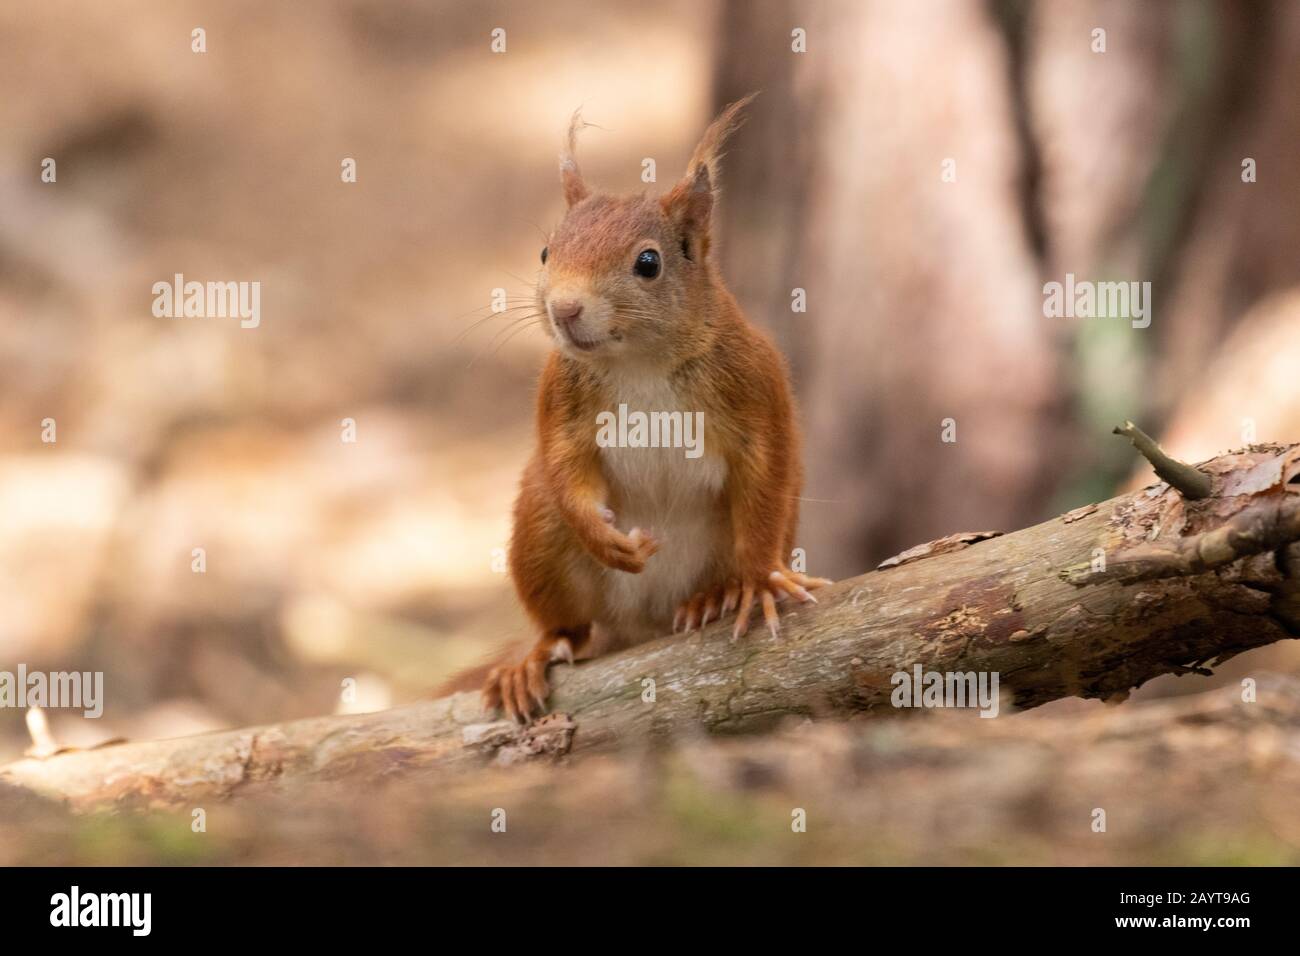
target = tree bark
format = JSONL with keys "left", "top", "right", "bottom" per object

{"left": 4, "top": 442, "right": 1299, "bottom": 810}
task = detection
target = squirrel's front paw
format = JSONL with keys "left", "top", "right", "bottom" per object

{"left": 673, "top": 569, "right": 831, "bottom": 639}
{"left": 590, "top": 525, "right": 659, "bottom": 574}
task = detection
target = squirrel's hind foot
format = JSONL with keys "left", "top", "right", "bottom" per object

{"left": 482, "top": 634, "right": 577, "bottom": 723}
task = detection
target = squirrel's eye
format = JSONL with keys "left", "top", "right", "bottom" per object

{"left": 633, "top": 248, "right": 661, "bottom": 279}
{"left": 540, "top": 246, "right": 548, "bottom": 265}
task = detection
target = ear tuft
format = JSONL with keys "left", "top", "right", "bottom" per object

{"left": 559, "top": 108, "right": 591, "bottom": 208}
{"left": 683, "top": 91, "right": 758, "bottom": 192}
{"left": 660, "top": 93, "right": 757, "bottom": 256}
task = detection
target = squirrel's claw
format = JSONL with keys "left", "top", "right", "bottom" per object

{"left": 684, "top": 592, "right": 705, "bottom": 632}
{"left": 732, "top": 584, "right": 756, "bottom": 641}
{"left": 761, "top": 588, "right": 780, "bottom": 639}
{"left": 722, "top": 582, "right": 741, "bottom": 614}
{"left": 702, "top": 593, "right": 720, "bottom": 627}
{"left": 788, "top": 571, "right": 833, "bottom": 591}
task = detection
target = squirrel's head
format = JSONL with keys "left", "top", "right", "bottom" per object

{"left": 536, "top": 95, "right": 756, "bottom": 363}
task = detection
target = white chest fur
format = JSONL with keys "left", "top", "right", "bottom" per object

{"left": 595, "top": 375, "right": 728, "bottom": 642}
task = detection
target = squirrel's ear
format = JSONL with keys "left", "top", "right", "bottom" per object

{"left": 559, "top": 109, "right": 590, "bottom": 208}
{"left": 661, "top": 93, "right": 758, "bottom": 250}
{"left": 661, "top": 164, "right": 714, "bottom": 249}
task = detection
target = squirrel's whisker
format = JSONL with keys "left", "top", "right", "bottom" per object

{"left": 481, "top": 313, "right": 545, "bottom": 353}
{"left": 467, "top": 318, "right": 543, "bottom": 368}
{"left": 452, "top": 305, "right": 546, "bottom": 344}
{"left": 482, "top": 319, "right": 545, "bottom": 360}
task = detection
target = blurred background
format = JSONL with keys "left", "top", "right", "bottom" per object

{"left": 2, "top": 0, "right": 1300, "bottom": 863}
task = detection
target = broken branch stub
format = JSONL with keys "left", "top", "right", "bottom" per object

{"left": 1113, "top": 420, "right": 1213, "bottom": 499}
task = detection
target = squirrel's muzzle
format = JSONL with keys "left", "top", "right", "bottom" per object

{"left": 550, "top": 299, "right": 584, "bottom": 327}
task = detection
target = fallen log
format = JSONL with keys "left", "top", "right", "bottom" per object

{"left": 4, "top": 441, "right": 1299, "bottom": 810}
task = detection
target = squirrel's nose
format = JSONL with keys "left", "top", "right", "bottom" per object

{"left": 550, "top": 299, "right": 584, "bottom": 325}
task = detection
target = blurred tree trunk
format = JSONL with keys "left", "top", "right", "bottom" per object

{"left": 1027, "top": 0, "right": 1178, "bottom": 283}
{"left": 709, "top": 0, "right": 815, "bottom": 374}
{"left": 1032, "top": 0, "right": 1300, "bottom": 478}
{"left": 1025, "top": 0, "right": 1289, "bottom": 479}
{"left": 1155, "top": 0, "right": 1300, "bottom": 424}
{"left": 1022, "top": 0, "right": 1183, "bottom": 499}
{"left": 712, "top": 0, "right": 1060, "bottom": 578}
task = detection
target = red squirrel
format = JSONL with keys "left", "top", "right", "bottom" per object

{"left": 470, "top": 96, "right": 830, "bottom": 721}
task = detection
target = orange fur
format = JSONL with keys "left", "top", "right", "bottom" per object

{"left": 461, "top": 96, "right": 824, "bottom": 721}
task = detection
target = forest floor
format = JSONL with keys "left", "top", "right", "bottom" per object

{"left": 4, "top": 679, "right": 1297, "bottom": 866}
